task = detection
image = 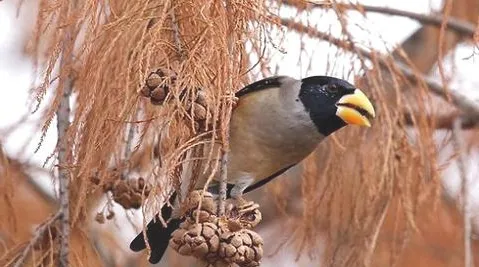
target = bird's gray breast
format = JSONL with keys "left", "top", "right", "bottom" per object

{"left": 227, "top": 78, "right": 325, "bottom": 184}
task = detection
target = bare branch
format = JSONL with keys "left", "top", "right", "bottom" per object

{"left": 451, "top": 119, "right": 474, "bottom": 267}
{"left": 218, "top": 151, "right": 228, "bottom": 216}
{"left": 56, "top": 77, "right": 73, "bottom": 267}
{"left": 280, "top": 0, "right": 476, "bottom": 37}
{"left": 218, "top": 0, "right": 236, "bottom": 217}
{"left": 346, "top": 4, "right": 475, "bottom": 37}
{"left": 404, "top": 113, "right": 479, "bottom": 129}
{"left": 278, "top": 18, "right": 479, "bottom": 120}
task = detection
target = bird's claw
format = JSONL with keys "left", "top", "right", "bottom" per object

{"left": 229, "top": 201, "right": 262, "bottom": 230}
{"left": 236, "top": 201, "right": 260, "bottom": 216}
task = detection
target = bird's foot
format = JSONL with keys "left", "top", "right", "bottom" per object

{"left": 225, "top": 198, "right": 262, "bottom": 229}
{"left": 232, "top": 196, "right": 248, "bottom": 206}
{"left": 226, "top": 196, "right": 259, "bottom": 215}
{"left": 237, "top": 200, "right": 260, "bottom": 216}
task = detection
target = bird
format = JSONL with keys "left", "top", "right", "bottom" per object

{"left": 129, "top": 75, "right": 376, "bottom": 264}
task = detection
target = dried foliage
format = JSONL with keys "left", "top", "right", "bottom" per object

{"left": 1, "top": 0, "right": 479, "bottom": 266}
{"left": 6, "top": 0, "right": 269, "bottom": 265}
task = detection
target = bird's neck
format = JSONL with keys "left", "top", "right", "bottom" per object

{"left": 311, "top": 115, "right": 347, "bottom": 136}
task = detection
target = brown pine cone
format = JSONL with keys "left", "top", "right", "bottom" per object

{"left": 95, "top": 212, "right": 105, "bottom": 224}
{"left": 190, "top": 102, "right": 208, "bottom": 121}
{"left": 182, "top": 190, "right": 217, "bottom": 223}
{"left": 108, "top": 178, "right": 151, "bottom": 210}
{"left": 113, "top": 192, "right": 132, "bottom": 209}
{"left": 106, "top": 210, "right": 115, "bottom": 220}
{"left": 140, "top": 68, "right": 177, "bottom": 105}
{"left": 226, "top": 201, "right": 262, "bottom": 229}
{"left": 170, "top": 221, "right": 221, "bottom": 261}
{"left": 219, "top": 229, "right": 263, "bottom": 266}
{"left": 129, "top": 192, "right": 143, "bottom": 209}
{"left": 169, "top": 190, "right": 264, "bottom": 266}
{"left": 111, "top": 180, "right": 129, "bottom": 195}
{"left": 195, "top": 90, "right": 208, "bottom": 107}
{"left": 188, "top": 90, "right": 210, "bottom": 121}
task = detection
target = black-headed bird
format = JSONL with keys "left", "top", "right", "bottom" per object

{"left": 129, "top": 75, "right": 376, "bottom": 263}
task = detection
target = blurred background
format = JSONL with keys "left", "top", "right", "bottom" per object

{"left": 0, "top": 0, "right": 478, "bottom": 266}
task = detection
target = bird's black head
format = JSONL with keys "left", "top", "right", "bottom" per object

{"left": 299, "top": 76, "right": 375, "bottom": 136}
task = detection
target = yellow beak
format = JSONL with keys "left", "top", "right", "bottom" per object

{"left": 336, "top": 89, "right": 376, "bottom": 127}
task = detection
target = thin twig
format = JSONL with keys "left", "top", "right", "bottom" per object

{"left": 364, "top": 199, "right": 390, "bottom": 266}
{"left": 278, "top": 18, "right": 479, "bottom": 119}
{"left": 13, "top": 212, "right": 61, "bottom": 267}
{"left": 451, "top": 118, "right": 473, "bottom": 267}
{"left": 57, "top": 77, "right": 73, "bottom": 267}
{"left": 281, "top": 0, "right": 476, "bottom": 37}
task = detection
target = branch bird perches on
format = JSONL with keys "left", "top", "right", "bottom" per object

{"left": 280, "top": 0, "right": 477, "bottom": 37}
{"left": 279, "top": 18, "right": 479, "bottom": 121}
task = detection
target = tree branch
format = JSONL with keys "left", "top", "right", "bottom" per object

{"left": 56, "top": 78, "right": 72, "bottom": 267}
{"left": 343, "top": 4, "right": 475, "bottom": 38}
{"left": 280, "top": 0, "right": 476, "bottom": 37}
{"left": 404, "top": 112, "right": 479, "bottom": 129}
{"left": 218, "top": 151, "right": 228, "bottom": 216}
{"left": 278, "top": 18, "right": 479, "bottom": 120}
{"left": 218, "top": 0, "right": 236, "bottom": 217}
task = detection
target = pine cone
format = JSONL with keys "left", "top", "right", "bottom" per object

{"left": 108, "top": 178, "right": 151, "bottom": 210}
{"left": 95, "top": 212, "right": 105, "bottom": 224}
{"left": 129, "top": 192, "right": 143, "bottom": 209}
{"left": 111, "top": 180, "right": 129, "bottom": 195}
{"left": 219, "top": 229, "right": 263, "bottom": 266}
{"left": 191, "top": 102, "right": 208, "bottom": 121}
{"left": 169, "top": 190, "right": 264, "bottom": 266}
{"left": 189, "top": 90, "right": 210, "bottom": 121}
{"left": 170, "top": 221, "right": 221, "bottom": 261}
{"left": 140, "top": 68, "right": 177, "bottom": 105}
{"left": 195, "top": 90, "right": 208, "bottom": 107}
{"left": 183, "top": 190, "right": 217, "bottom": 219}
{"left": 226, "top": 201, "right": 262, "bottom": 229}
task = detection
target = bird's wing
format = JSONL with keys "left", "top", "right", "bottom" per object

{"left": 242, "top": 164, "right": 295, "bottom": 194}
{"left": 220, "top": 164, "right": 296, "bottom": 197}
{"left": 235, "top": 75, "right": 289, "bottom": 97}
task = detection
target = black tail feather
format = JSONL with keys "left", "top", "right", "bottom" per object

{"left": 129, "top": 193, "right": 182, "bottom": 264}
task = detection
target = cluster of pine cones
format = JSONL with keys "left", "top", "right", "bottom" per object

{"left": 140, "top": 68, "right": 210, "bottom": 122}
{"left": 91, "top": 172, "right": 151, "bottom": 210}
{"left": 103, "top": 177, "right": 150, "bottom": 210}
{"left": 169, "top": 191, "right": 264, "bottom": 267}
{"left": 139, "top": 68, "right": 176, "bottom": 105}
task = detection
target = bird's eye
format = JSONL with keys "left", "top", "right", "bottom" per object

{"left": 325, "top": 84, "right": 339, "bottom": 94}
